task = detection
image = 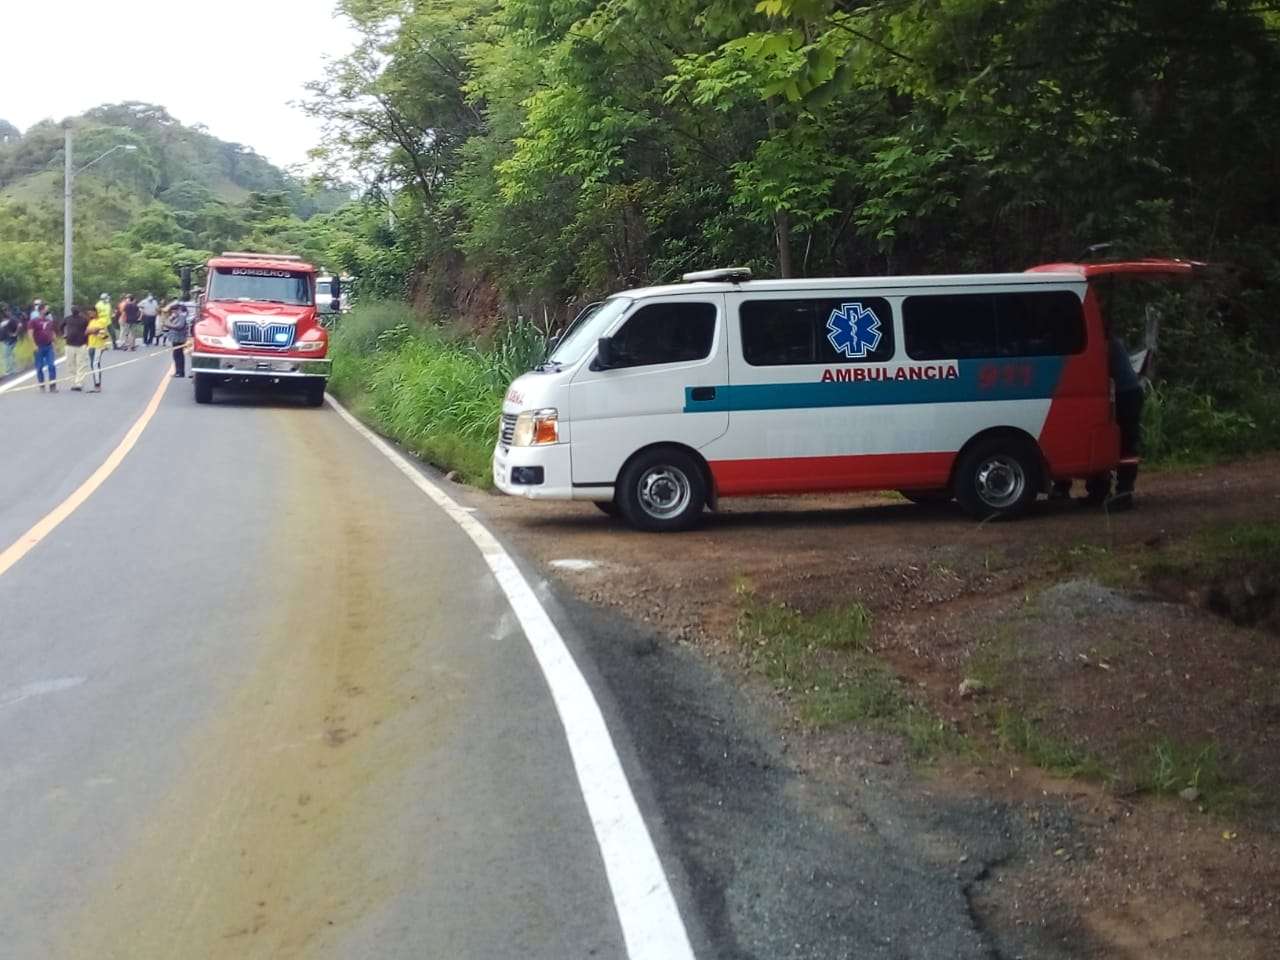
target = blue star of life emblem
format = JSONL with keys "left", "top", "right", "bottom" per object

{"left": 826, "top": 302, "right": 883, "bottom": 359}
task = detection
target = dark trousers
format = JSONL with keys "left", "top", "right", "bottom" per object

{"left": 143, "top": 317, "right": 156, "bottom": 345}
{"left": 108, "top": 322, "right": 119, "bottom": 348}
{"left": 172, "top": 345, "right": 185, "bottom": 377}
{"left": 1115, "top": 389, "right": 1144, "bottom": 495}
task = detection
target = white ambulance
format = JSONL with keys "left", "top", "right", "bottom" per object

{"left": 492, "top": 262, "right": 1194, "bottom": 531}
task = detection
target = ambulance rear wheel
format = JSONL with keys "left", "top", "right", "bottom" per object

{"left": 618, "top": 448, "right": 707, "bottom": 532}
{"left": 953, "top": 438, "right": 1041, "bottom": 519}
{"left": 193, "top": 374, "right": 213, "bottom": 404}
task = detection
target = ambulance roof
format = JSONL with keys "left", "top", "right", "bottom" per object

{"left": 615, "top": 270, "right": 1085, "bottom": 300}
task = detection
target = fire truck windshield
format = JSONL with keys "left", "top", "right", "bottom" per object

{"left": 209, "top": 267, "right": 313, "bottom": 305}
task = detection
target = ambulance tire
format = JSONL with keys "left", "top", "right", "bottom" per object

{"left": 594, "top": 500, "right": 622, "bottom": 518}
{"left": 302, "top": 377, "right": 326, "bottom": 407}
{"left": 193, "top": 374, "right": 213, "bottom": 404}
{"left": 953, "top": 437, "right": 1041, "bottom": 520}
{"left": 617, "top": 447, "right": 707, "bottom": 532}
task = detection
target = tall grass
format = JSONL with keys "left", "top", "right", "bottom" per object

{"left": 328, "top": 301, "right": 547, "bottom": 486}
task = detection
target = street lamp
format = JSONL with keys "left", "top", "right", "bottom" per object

{"left": 62, "top": 125, "right": 138, "bottom": 317}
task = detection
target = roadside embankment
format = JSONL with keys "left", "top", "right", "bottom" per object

{"left": 326, "top": 302, "right": 544, "bottom": 486}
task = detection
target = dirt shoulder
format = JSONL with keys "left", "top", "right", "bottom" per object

{"left": 465, "top": 456, "right": 1280, "bottom": 959}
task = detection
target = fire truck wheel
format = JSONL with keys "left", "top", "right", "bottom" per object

{"left": 303, "top": 378, "right": 326, "bottom": 407}
{"left": 193, "top": 374, "right": 213, "bottom": 404}
{"left": 617, "top": 447, "right": 707, "bottom": 532}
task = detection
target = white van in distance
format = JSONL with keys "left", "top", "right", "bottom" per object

{"left": 492, "top": 262, "right": 1194, "bottom": 531}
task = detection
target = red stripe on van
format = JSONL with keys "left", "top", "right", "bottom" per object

{"left": 709, "top": 452, "right": 955, "bottom": 497}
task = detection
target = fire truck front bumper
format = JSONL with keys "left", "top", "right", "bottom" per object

{"left": 191, "top": 353, "right": 331, "bottom": 378}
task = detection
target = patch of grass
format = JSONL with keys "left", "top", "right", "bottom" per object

{"left": 327, "top": 301, "right": 547, "bottom": 487}
{"left": 1143, "top": 521, "right": 1280, "bottom": 584}
{"left": 992, "top": 707, "right": 1108, "bottom": 780}
{"left": 734, "top": 592, "right": 963, "bottom": 757}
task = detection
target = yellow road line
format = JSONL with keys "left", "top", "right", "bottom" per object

{"left": 0, "top": 368, "right": 173, "bottom": 578}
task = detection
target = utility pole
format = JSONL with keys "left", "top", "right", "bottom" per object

{"left": 63, "top": 125, "right": 73, "bottom": 319}
{"left": 61, "top": 126, "right": 136, "bottom": 319}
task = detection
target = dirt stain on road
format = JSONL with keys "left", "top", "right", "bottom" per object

{"left": 58, "top": 410, "right": 453, "bottom": 959}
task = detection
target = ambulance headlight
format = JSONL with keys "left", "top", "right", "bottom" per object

{"left": 512, "top": 408, "right": 559, "bottom": 446}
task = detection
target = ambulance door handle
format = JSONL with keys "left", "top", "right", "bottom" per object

{"left": 691, "top": 386, "right": 716, "bottom": 401}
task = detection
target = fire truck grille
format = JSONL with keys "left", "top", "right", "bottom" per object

{"left": 233, "top": 321, "right": 296, "bottom": 349}
{"left": 499, "top": 413, "right": 517, "bottom": 450}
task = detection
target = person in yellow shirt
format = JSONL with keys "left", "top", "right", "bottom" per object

{"left": 96, "top": 294, "right": 116, "bottom": 349}
{"left": 87, "top": 303, "right": 110, "bottom": 392}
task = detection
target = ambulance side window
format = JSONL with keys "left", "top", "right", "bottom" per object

{"left": 610, "top": 301, "right": 717, "bottom": 367}
{"left": 904, "top": 291, "right": 1085, "bottom": 360}
{"left": 740, "top": 297, "right": 895, "bottom": 366}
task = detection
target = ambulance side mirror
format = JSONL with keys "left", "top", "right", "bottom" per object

{"left": 592, "top": 336, "right": 615, "bottom": 371}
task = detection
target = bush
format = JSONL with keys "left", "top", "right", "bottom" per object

{"left": 328, "top": 301, "right": 547, "bottom": 486}
{"left": 1143, "top": 374, "right": 1280, "bottom": 465}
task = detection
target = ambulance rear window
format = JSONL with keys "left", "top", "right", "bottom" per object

{"left": 904, "top": 290, "right": 1084, "bottom": 360}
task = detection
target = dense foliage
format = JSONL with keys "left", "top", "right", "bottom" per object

{"left": 0, "top": 102, "right": 350, "bottom": 308}
{"left": 328, "top": 301, "right": 547, "bottom": 484}
{"left": 301, "top": 0, "right": 1280, "bottom": 461}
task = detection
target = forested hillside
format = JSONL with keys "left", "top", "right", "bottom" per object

{"left": 307, "top": 0, "right": 1280, "bottom": 461}
{"left": 0, "top": 102, "right": 349, "bottom": 306}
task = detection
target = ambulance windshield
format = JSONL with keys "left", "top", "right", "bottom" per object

{"left": 546, "top": 297, "right": 632, "bottom": 367}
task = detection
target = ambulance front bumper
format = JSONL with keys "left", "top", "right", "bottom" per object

{"left": 492, "top": 442, "right": 580, "bottom": 499}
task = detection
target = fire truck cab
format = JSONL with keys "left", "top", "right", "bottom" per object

{"left": 190, "top": 252, "right": 333, "bottom": 406}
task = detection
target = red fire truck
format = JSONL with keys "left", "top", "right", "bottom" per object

{"left": 190, "top": 252, "right": 336, "bottom": 406}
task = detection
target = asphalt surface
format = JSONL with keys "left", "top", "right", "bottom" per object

{"left": 0, "top": 346, "right": 1039, "bottom": 960}
{"left": 0, "top": 349, "right": 632, "bottom": 958}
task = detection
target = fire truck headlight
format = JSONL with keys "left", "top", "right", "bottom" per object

{"left": 512, "top": 408, "right": 559, "bottom": 446}
{"left": 197, "top": 333, "right": 237, "bottom": 349}
{"left": 296, "top": 340, "right": 327, "bottom": 352}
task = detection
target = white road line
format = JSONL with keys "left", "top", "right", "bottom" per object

{"left": 327, "top": 395, "right": 697, "bottom": 960}
{"left": 0, "top": 354, "right": 68, "bottom": 394}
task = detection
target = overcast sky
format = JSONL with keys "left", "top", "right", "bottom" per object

{"left": 3, "top": 0, "right": 359, "bottom": 170}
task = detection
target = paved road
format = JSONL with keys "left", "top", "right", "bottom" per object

{"left": 0, "top": 349, "right": 656, "bottom": 958}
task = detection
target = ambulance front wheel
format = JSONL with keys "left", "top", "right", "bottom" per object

{"left": 618, "top": 447, "right": 707, "bottom": 532}
{"left": 953, "top": 437, "right": 1041, "bottom": 519}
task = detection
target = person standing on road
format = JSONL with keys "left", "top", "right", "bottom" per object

{"left": 86, "top": 301, "right": 109, "bottom": 392}
{"left": 165, "top": 303, "right": 190, "bottom": 378}
{"left": 0, "top": 304, "right": 21, "bottom": 376}
{"left": 139, "top": 292, "right": 159, "bottom": 346}
{"left": 120, "top": 295, "right": 142, "bottom": 350}
{"left": 28, "top": 306, "right": 58, "bottom": 392}
{"left": 61, "top": 306, "right": 91, "bottom": 392}
{"left": 98, "top": 294, "right": 117, "bottom": 349}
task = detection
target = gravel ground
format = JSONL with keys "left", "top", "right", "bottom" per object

{"left": 458, "top": 454, "right": 1280, "bottom": 959}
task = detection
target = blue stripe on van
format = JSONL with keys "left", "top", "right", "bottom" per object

{"left": 683, "top": 357, "right": 1066, "bottom": 413}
